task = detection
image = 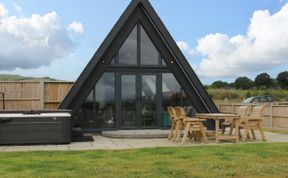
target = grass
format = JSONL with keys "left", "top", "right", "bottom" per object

{"left": 264, "top": 128, "right": 288, "bottom": 135}
{"left": 0, "top": 74, "right": 57, "bottom": 81}
{"left": 1, "top": 143, "right": 288, "bottom": 177}
{"left": 207, "top": 88, "right": 288, "bottom": 103}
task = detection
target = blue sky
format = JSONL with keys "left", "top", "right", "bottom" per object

{"left": 0, "top": 0, "right": 288, "bottom": 84}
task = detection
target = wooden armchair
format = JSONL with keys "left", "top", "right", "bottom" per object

{"left": 240, "top": 105, "right": 266, "bottom": 141}
{"left": 222, "top": 105, "right": 249, "bottom": 134}
{"left": 175, "top": 107, "right": 208, "bottom": 144}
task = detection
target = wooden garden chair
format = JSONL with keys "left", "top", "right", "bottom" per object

{"left": 222, "top": 105, "right": 249, "bottom": 134}
{"left": 167, "top": 106, "right": 186, "bottom": 142}
{"left": 240, "top": 105, "right": 266, "bottom": 141}
{"left": 175, "top": 107, "right": 208, "bottom": 144}
{"left": 167, "top": 106, "right": 179, "bottom": 140}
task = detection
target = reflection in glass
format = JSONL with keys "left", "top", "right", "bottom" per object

{"left": 119, "top": 26, "right": 137, "bottom": 65}
{"left": 121, "top": 75, "right": 136, "bottom": 127}
{"left": 162, "top": 73, "right": 181, "bottom": 127}
{"left": 141, "top": 75, "right": 157, "bottom": 127}
{"left": 77, "top": 90, "right": 94, "bottom": 129}
{"left": 110, "top": 57, "right": 115, "bottom": 65}
{"left": 162, "top": 73, "right": 181, "bottom": 106}
{"left": 182, "top": 89, "right": 195, "bottom": 117}
{"left": 140, "top": 26, "right": 159, "bottom": 65}
{"left": 162, "top": 58, "right": 167, "bottom": 66}
{"left": 95, "top": 73, "right": 115, "bottom": 128}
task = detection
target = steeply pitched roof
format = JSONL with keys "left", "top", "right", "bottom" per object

{"left": 59, "top": 0, "right": 219, "bottom": 116}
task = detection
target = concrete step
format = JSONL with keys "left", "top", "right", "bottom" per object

{"left": 102, "top": 129, "right": 169, "bottom": 139}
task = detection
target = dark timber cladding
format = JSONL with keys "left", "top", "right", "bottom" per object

{"left": 59, "top": 0, "right": 219, "bottom": 129}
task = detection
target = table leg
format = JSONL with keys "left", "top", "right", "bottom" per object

{"left": 258, "top": 121, "right": 266, "bottom": 141}
{"left": 242, "top": 122, "right": 249, "bottom": 142}
{"left": 200, "top": 123, "right": 208, "bottom": 144}
{"left": 235, "top": 119, "right": 239, "bottom": 143}
{"left": 215, "top": 119, "right": 219, "bottom": 143}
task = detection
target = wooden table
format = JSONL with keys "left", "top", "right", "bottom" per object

{"left": 196, "top": 113, "right": 240, "bottom": 143}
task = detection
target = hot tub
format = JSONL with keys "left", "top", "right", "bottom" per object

{"left": 0, "top": 110, "right": 71, "bottom": 145}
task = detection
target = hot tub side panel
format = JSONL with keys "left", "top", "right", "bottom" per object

{"left": 0, "top": 116, "right": 71, "bottom": 145}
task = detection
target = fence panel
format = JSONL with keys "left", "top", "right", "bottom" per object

{"left": 0, "top": 81, "right": 73, "bottom": 110}
{"left": 0, "top": 82, "right": 40, "bottom": 110}
{"left": 218, "top": 103, "right": 288, "bottom": 129}
{"left": 44, "top": 82, "right": 73, "bottom": 109}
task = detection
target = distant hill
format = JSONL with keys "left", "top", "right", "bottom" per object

{"left": 0, "top": 74, "right": 58, "bottom": 81}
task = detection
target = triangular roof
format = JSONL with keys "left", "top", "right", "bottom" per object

{"left": 59, "top": 0, "right": 219, "bottom": 116}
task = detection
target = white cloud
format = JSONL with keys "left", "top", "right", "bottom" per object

{"left": 177, "top": 41, "right": 194, "bottom": 55}
{"left": 0, "top": 4, "right": 8, "bottom": 17}
{"left": 0, "top": 3, "right": 83, "bottom": 70}
{"left": 68, "top": 21, "right": 84, "bottom": 34}
{"left": 191, "top": 3, "right": 288, "bottom": 77}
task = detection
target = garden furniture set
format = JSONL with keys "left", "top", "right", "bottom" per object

{"left": 167, "top": 105, "right": 266, "bottom": 144}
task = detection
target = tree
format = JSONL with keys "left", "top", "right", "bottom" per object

{"left": 254, "top": 73, "right": 272, "bottom": 89}
{"left": 276, "top": 71, "right": 288, "bottom": 89}
{"left": 211, "top": 80, "right": 229, "bottom": 88}
{"left": 234, "top": 77, "right": 253, "bottom": 90}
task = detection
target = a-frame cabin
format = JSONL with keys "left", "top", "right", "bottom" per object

{"left": 59, "top": 0, "right": 219, "bottom": 131}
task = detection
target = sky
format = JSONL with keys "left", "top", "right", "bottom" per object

{"left": 0, "top": 0, "right": 288, "bottom": 84}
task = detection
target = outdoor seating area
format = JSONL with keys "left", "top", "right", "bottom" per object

{"left": 167, "top": 105, "right": 267, "bottom": 144}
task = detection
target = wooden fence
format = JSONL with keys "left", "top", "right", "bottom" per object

{"left": 0, "top": 81, "right": 73, "bottom": 110}
{"left": 1, "top": 81, "right": 287, "bottom": 129}
{"left": 218, "top": 103, "right": 288, "bottom": 129}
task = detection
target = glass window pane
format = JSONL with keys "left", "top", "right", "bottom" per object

{"left": 142, "top": 75, "right": 157, "bottom": 127}
{"left": 119, "top": 26, "right": 137, "bottom": 65}
{"left": 121, "top": 75, "right": 136, "bottom": 127}
{"left": 95, "top": 73, "right": 115, "bottom": 129}
{"left": 75, "top": 89, "right": 94, "bottom": 129}
{"left": 162, "top": 73, "right": 181, "bottom": 127}
{"left": 182, "top": 89, "right": 196, "bottom": 117}
{"left": 140, "top": 26, "right": 159, "bottom": 65}
{"left": 110, "top": 57, "right": 115, "bottom": 65}
{"left": 162, "top": 58, "right": 167, "bottom": 66}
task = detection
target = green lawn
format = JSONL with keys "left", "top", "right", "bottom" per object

{"left": 1, "top": 143, "right": 288, "bottom": 178}
{"left": 264, "top": 128, "right": 288, "bottom": 135}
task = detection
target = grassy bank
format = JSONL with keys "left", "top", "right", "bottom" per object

{"left": 207, "top": 89, "right": 288, "bottom": 104}
{"left": 0, "top": 143, "right": 288, "bottom": 177}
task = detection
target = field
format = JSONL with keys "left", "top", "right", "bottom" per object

{"left": 0, "top": 143, "right": 288, "bottom": 178}
{"left": 207, "top": 88, "right": 288, "bottom": 104}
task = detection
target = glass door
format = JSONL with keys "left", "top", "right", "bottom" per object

{"left": 121, "top": 75, "right": 137, "bottom": 128}
{"left": 141, "top": 74, "right": 157, "bottom": 128}
{"left": 120, "top": 73, "right": 158, "bottom": 129}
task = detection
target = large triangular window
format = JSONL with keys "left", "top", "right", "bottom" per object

{"left": 140, "top": 26, "right": 159, "bottom": 65}
{"left": 119, "top": 26, "right": 137, "bottom": 65}
{"left": 117, "top": 24, "right": 161, "bottom": 66}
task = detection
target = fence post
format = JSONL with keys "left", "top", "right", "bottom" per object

{"left": 39, "top": 80, "right": 45, "bottom": 110}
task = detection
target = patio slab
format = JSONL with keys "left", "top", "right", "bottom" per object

{"left": 102, "top": 129, "right": 169, "bottom": 138}
{"left": 1, "top": 131, "right": 288, "bottom": 152}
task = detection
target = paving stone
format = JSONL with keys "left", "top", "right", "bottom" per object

{"left": 1, "top": 131, "right": 288, "bottom": 152}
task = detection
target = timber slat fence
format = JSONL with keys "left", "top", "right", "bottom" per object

{"left": 0, "top": 81, "right": 73, "bottom": 110}
{"left": 218, "top": 103, "right": 288, "bottom": 129}
{"left": 1, "top": 81, "right": 287, "bottom": 130}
